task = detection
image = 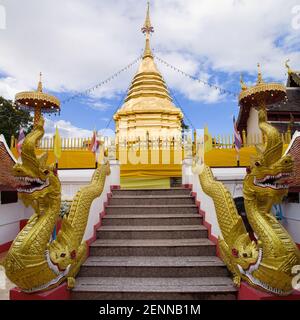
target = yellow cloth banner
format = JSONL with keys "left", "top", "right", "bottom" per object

{"left": 121, "top": 164, "right": 182, "bottom": 178}
{"left": 54, "top": 127, "right": 62, "bottom": 160}
{"left": 204, "top": 126, "right": 213, "bottom": 153}
{"left": 121, "top": 176, "right": 170, "bottom": 189}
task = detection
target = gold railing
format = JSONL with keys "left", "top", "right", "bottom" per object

{"left": 211, "top": 129, "right": 292, "bottom": 149}
{"left": 38, "top": 137, "right": 93, "bottom": 150}
{"left": 10, "top": 128, "right": 292, "bottom": 152}
{"left": 11, "top": 136, "right": 93, "bottom": 150}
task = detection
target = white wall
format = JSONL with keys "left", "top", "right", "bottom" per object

{"left": 246, "top": 108, "right": 260, "bottom": 140}
{"left": 0, "top": 160, "right": 120, "bottom": 247}
{"left": 183, "top": 160, "right": 246, "bottom": 238}
{"left": 58, "top": 160, "right": 120, "bottom": 241}
{"left": 0, "top": 201, "right": 34, "bottom": 245}
{"left": 282, "top": 203, "right": 300, "bottom": 244}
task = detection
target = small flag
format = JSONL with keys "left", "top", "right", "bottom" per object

{"left": 233, "top": 116, "right": 242, "bottom": 152}
{"left": 16, "top": 127, "right": 25, "bottom": 157}
{"left": 54, "top": 127, "right": 62, "bottom": 160}
{"left": 90, "top": 131, "right": 100, "bottom": 154}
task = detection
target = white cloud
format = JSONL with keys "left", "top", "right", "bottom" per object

{"left": 99, "top": 128, "right": 115, "bottom": 137}
{"left": 155, "top": 52, "right": 226, "bottom": 103}
{"left": 0, "top": 76, "right": 31, "bottom": 100}
{"left": 44, "top": 118, "right": 115, "bottom": 138}
{"left": 44, "top": 118, "right": 93, "bottom": 138}
{"left": 0, "top": 0, "right": 299, "bottom": 104}
{"left": 85, "top": 98, "right": 111, "bottom": 111}
{"left": 0, "top": 5, "right": 6, "bottom": 30}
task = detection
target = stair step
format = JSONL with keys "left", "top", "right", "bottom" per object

{"left": 105, "top": 205, "right": 199, "bottom": 215}
{"left": 73, "top": 186, "right": 235, "bottom": 300}
{"left": 109, "top": 196, "right": 195, "bottom": 205}
{"left": 72, "top": 277, "right": 237, "bottom": 300}
{"left": 97, "top": 225, "right": 208, "bottom": 239}
{"left": 112, "top": 188, "right": 191, "bottom": 196}
{"left": 89, "top": 239, "right": 216, "bottom": 256}
{"left": 102, "top": 214, "right": 202, "bottom": 226}
{"left": 79, "top": 256, "right": 229, "bottom": 278}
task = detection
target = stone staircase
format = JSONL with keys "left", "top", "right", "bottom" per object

{"left": 72, "top": 188, "right": 237, "bottom": 300}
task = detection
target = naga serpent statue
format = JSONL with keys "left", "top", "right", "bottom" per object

{"left": 199, "top": 109, "right": 300, "bottom": 295}
{"left": 1, "top": 118, "right": 110, "bottom": 293}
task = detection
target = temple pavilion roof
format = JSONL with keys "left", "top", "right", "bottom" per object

{"left": 286, "top": 132, "right": 300, "bottom": 190}
{"left": 237, "top": 62, "right": 300, "bottom": 133}
{"left": 0, "top": 135, "right": 17, "bottom": 191}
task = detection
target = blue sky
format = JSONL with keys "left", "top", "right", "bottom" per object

{"left": 0, "top": 0, "right": 299, "bottom": 138}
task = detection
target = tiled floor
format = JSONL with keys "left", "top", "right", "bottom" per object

{"left": 0, "top": 252, "right": 14, "bottom": 300}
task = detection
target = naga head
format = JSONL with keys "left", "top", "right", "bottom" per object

{"left": 224, "top": 220, "right": 260, "bottom": 273}
{"left": 49, "top": 220, "right": 78, "bottom": 271}
{"left": 232, "top": 236, "right": 259, "bottom": 271}
{"left": 244, "top": 109, "right": 293, "bottom": 203}
{"left": 12, "top": 117, "right": 60, "bottom": 203}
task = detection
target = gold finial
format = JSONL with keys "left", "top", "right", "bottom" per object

{"left": 141, "top": 2, "right": 154, "bottom": 59}
{"left": 240, "top": 74, "right": 248, "bottom": 91}
{"left": 257, "top": 63, "right": 264, "bottom": 84}
{"left": 285, "top": 59, "right": 293, "bottom": 74}
{"left": 143, "top": 2, "right": 153, "bottom": 35}
{"left": 37, "top": 72, "right": 43, "bottom": 92}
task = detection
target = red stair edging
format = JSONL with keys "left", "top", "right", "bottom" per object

{"left": 182, "top": 185, "right": 220, "bottom": 257}
{"left": 238, "top": 283, "right": 300, "bottom": 300}
{"left": 10, "top": 283, "right": 70, "bottom": 300}
{"left": 85, "top": 185, "right": 121, "bottom": 257}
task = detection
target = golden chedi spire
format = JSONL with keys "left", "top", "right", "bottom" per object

{"left": 114, "top": 3, "right": 183, "bottom": 142}
{"left": 142, "top": 2, "right": 154, "bottom": 59}
{"left": 124, "top": 2, "right": 172, "bottom": 103}
{"left": 114, "top": 3, "right": 183, "bottom": 141}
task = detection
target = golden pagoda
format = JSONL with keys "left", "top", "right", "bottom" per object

{"left": 114, "top": 3, "right": 183, "bottom": 142}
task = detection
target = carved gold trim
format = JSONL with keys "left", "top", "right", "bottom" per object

{"left": 15, "top": 91, "right": 60, "bottom": 108}
{"left": 239, "top": 83, "right": 286, "bottom": 104}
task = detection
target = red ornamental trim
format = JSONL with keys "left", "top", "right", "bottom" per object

{"left": 232, "top": 248, "right": 239, "bottom": 257}
{"left": 70, "top": 250, "right": 76, "bottom": 260}
{"left": 141, "top": 26, "right": 154, "bottom": 34}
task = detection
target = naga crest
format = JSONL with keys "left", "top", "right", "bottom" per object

{"left": 2, "top": 119, "right": 110, "bottom": 293}
{"left": 200, "top": 108, "right": 300, "bottom": 295}
{"left": 13, "top": 117, "right": 60, "bottom": 207}
{"left": 244, "top": 109, "right": 294, "bottom": 204}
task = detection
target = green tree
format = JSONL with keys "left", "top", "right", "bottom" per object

{"left": 0, "top": 96, "right": 33, "bottom": 145}
{"left": 181, "top": 120, "right": 189, "bottom": 131}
